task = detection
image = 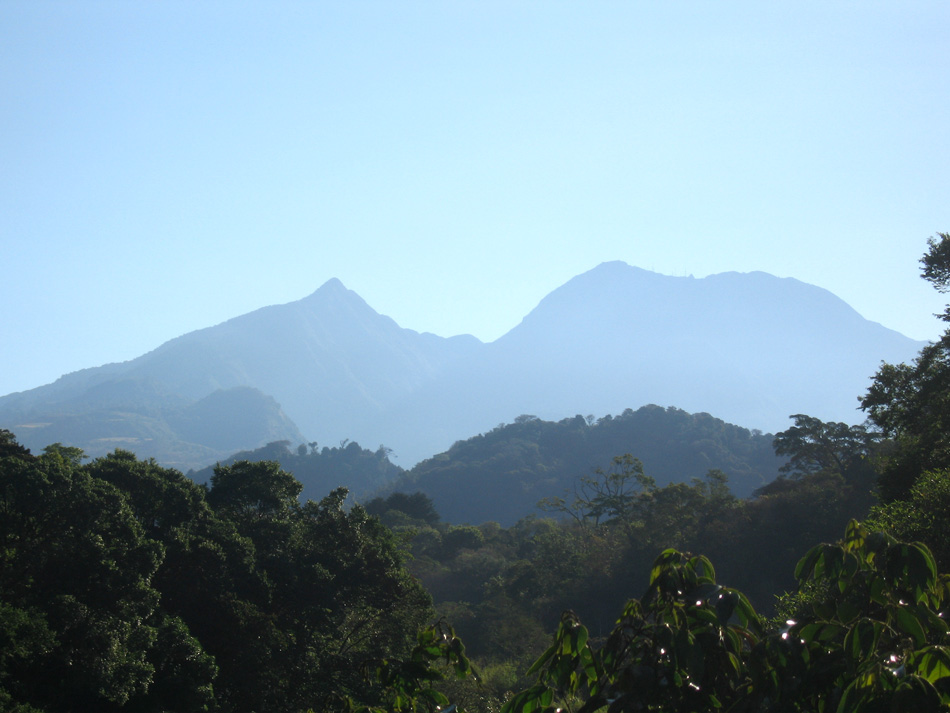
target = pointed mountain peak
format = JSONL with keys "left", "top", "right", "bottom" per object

{"left": 300, "top": 278, "right": 370, "bottom": 309}
{"left": 312, "top": 277, "right": 349, "bottom": 295}
{"left": 295, "top": 278, "right": 396, "bottom": 327}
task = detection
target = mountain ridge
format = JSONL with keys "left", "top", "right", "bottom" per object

{"left": 0, "top": 263, "right": 926, "bottom": 469}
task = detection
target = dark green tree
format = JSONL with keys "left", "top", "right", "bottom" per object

{"left": 501, "top": 521, "right": 950, "bottom": 713}
{"left": 207, "top": 458, "right": 303, "bottom": 523}
{"left": 772, "top": 414, "right": 880, "bottom": 482}
{"left": 866, "top": 468, "right": 950, "bottom": 572}
{"left": 862, "top": 232, "right": 950, "bottom": 500}
{"left": 364, "top": 492, "right": 441, "bottom": 528}
{"left": 538, "top": 454, "right": 656, "bottom": 528}
{"left": 0, "top": 442, "right": 172, "bottom": 711}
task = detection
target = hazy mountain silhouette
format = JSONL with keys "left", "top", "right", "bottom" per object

{"left": 0, "top": 263, "right": 925, "bottom": 469}
{"left": 376, "top": 263, "right": 924, "bottom": 458}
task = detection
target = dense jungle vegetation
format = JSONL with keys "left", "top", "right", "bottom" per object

{"left": 3, "top": 234, "right": 950, "bottom": 712}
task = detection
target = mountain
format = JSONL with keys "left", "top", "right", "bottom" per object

{"left": 0, "top": 263, "right": 926, "bottom": 470}
{"left": 369, "top": 263, "right": 925, "bottom": 457}
{"left": 0, "top": 383, "right": 304, "bottom": 471}
{"left": 0, "top": 279, "right": 479, "bottom": 468}
{"left": 388, "top": 405, "right": 784, "bottom": 526}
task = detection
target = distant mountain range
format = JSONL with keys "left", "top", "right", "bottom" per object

{"left": 0, "top": 262, "right": 925, "bottom": 470}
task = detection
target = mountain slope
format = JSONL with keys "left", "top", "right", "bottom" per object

{"left": 386, "top": 405, "right": 784, "bottom": 526}
{"left": 5, "top": 384, "right": 304, "bottom": 470}
{"left": 0, "top": 279, "right": 480, "bottom": 468}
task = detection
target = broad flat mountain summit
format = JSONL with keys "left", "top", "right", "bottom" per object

{"left": 0, "top": 262, "right": 925, "bottom": 470}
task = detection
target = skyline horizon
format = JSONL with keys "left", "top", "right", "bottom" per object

{"left": 2, "top": 258, "right": 932, "bottom": 398}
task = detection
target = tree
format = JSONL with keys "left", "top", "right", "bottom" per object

{"left": 269, "top": 489, "right": 433, "bottom": 710}
{"left": 538, "top": 454, "right": 656, "bottom": 527}
{"left": 344, "top": 621, "right": 478, "bottom": 713}
{"left": 862, "top": 232, "right": 950, "bottom": 500}
{"left": 921, "top": 232, "right": 950, "bottom": 295}
{"left": 0, "top": 429, "right": 34, "bottom": 461}
{"left": 0, "top": 442, "right": 171, "bottom": 711}
{"left": 41, "top": 442, "right": 86, "bottom": 466}
{"left": 501, "top": 521, "right": 950, "bottom": 713}
{"left": 502, "top": 548, "right": 761, "bottom": 713}
{"left": 866, "top": 468, "right": 950, "bottom": 572}
{"left": 364, "top": 492, "right": 441, "bottom": 528}
{"left": 207, "top": 459, "right": 302, "bottom": 523}
{"left": 748, "top": 520, "right": 950, "bottom": 712}
{"left": 772, "top": 414, "right": 880, "bottom": 481}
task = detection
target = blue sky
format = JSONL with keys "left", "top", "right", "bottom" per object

{"left": 1, "top": 2, "right": 948, "bottom": 397}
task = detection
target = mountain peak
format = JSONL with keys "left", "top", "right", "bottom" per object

{"left": 312, "top": 277, "right": 349, "bottom": 295}
{"left": 299, "top": 278, "right": 372, "bottom": 311}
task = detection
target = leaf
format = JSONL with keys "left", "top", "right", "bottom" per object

{"left": 795, "top": 546, "right": 823, "bottom": 582}
{"left": 500, "top": 685, "right": 552, "bottom": 713}
{"left": 890, "top": 676, "right": 942, "bottom": 711}
{"left": 843, "top": 619, "right": 881, "bottom": 663}
{"left": 526, "top": 644, "right": 557, "bottom": 676}
{"left": 835, "top": 672, "right": 875, "bottom": 713}
{"left": 650, "top": 549, "right": 682, "bottom": 585}
{"left": 731, "top": 590, "right": 760, "bottom": 632}
{"left": 799, "top": 621, "right": 842, "bottom": 643}
{"left": 912, "top": 646, "right": 950, "bottom": 684}
{"left": 893, "top": 606, "right": 928, "bottom": 648}
{"left": 579, "top": 645, "right": 599, "bottom": 685}
{"left": 575, "top": 624, "right": 589, "bottom": 652}
{"left": 714, "top": 590, "right": 737, "bottom": 625}
{"left": 815, "top": 544, "right": 844, "bottom": 581}
{"left": 843, "top": 519, "right": 867, "bottom": 551}
{"left": 691, "top": 554, "right": 717, "bottom": 584}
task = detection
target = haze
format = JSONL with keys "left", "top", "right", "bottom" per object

{"left": 2, "top": 2, "right": 948, "bottom": 397}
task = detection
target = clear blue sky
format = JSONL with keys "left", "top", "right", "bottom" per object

{"left": 2, "top": 2, "right": 948, "bottom": 397}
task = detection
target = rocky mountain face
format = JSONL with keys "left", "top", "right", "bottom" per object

{"left": 0, "top": 263, "right": 925, "bottom": 470}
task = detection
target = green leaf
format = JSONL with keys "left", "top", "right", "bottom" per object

{"left": 800, "top": 621, "right": 842, "bottom": 643}
{"left": 893, "top": 606, "right": 928, "bottom": 648}
{"left": 912, "top": 646, "right": 950, "bottom": 683}
{"left": 650, "top": 549, "right": 682, "bottom": 585}
{"left": 843, "top": 619, "right": 881, "bottom": 662}
{"left": 795, "top": 546, "right": 823, "bottom": 582}
{"left": 890, "top": 676, "right": 942, "bottom": 711}
{"left": 835, "top": 672, "right": 875, "bottom": 713}
{"left": 526, "top": 644, "right": 557, "bottom": 676}
{"left": 500, "top": 685, "right": 551, "bottom": 713}
{"left": 575, "top": 624, "right": 589, "bottom": 652}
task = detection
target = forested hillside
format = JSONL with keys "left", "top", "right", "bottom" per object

{"left": 368, "top": 415, "right": 880, "bottom": 677}
{"left": 392, "top": 405, "right": 783, "bottom": 525}
{"left": 188, "top": 437, "right": 404, "bottom": 503}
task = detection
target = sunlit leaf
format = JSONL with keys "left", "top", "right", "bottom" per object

{"left": 912, "top": 646, "right": 950, "bottom": 683}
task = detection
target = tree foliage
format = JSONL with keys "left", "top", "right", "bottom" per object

{"left": 500, "top": 520, "right": 950, "bottom": 713}
{"left": 0, "top": 432, "right": 432, "bottom": 713}
{"left": 538, "top": 454, "right": 656, "bottom": 527}
{"left": 772, "top": 414, "right": 880, "bottom": 481}
{"left": 862, "top": 232, "right": 950, "bottom": 501}
{"left": 191, "top": 438, "right": 404, "bottom": 503}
